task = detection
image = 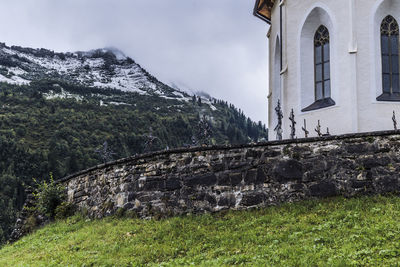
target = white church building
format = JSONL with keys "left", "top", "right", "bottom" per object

{"left": 254, "top": 0, "right": 400, "bottom": 140}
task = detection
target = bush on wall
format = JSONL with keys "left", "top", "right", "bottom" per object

{"left": 32, "top": 173, "right": 66, "bottom": 219}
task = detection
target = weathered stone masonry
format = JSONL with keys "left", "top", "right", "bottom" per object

{"left": 59, "top": 131, "right": 400, "bottom": 218}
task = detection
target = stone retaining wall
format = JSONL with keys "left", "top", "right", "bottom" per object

{"left": 60, "top": 131, "right": 400, "bottom": 218}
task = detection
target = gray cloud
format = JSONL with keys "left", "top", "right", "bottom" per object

{"left": 0, "top": 0, "right": 269, "bottom": 123}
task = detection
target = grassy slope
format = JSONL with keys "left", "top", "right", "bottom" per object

{"left": 2, "top": 196, "right": 400, "bottom": 266}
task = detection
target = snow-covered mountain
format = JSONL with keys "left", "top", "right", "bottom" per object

{"left": 0, "top": 43, "right": 189, "bottom": 99}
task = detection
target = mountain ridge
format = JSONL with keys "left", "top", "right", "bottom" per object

{"left": 0, "top": 42, "right": 192, "bottom": 98}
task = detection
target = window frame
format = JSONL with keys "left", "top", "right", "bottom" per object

{"left": 377, "top": 15, "right": 400, "bottom": 101}
{"left": 314, "top": 25, "right": 331, "bottom": 101}
{"left": 302, "top": 25, "right": 335, "bottom": 112}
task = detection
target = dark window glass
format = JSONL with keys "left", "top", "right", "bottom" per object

{"left": 323, "top": 44, "right": 330, "bottom": 62}
{"left": 383, "top": 74, "right": 391, "bottom": 93}
{"left": 382, "top": 35, "right": 389, "bottom": 54}
{"left": 324, "top": 62, "right": 330, "bottom": 79}
{"left": 393, "top": 55, "right": 399, "bottom": 73}
{"left": 381, "top": 15, "right": 400, "bottom": 95}
{"left": 324, "top": 81, "right": 331, "bottom": 97}
{"left": 315, "top": 46, "right": 322, "bottom": 64}
{"left": 393, "top": 74, "right": 400, "bottom": 93}
{"left": 314, "top": 25, "right": 331, "bottom": 101}
{"left": 382, "top": 55, "right": 390, "bottom": 73}
{"left": 316, "top": 82, "right": 323, "bottom": 100}
{"left": 316, "top": 64, "right": 323, "bottom": 82}
{"left": 391, "top": 36, "right": 399, "bottom": 54}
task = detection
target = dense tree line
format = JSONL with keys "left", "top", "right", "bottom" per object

{"left": 0, "top": 80, "right": 267, "bottom": 243}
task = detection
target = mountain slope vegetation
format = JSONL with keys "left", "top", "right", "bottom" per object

{"left": 0, "top": 44, "right": 267, "bottom": 243}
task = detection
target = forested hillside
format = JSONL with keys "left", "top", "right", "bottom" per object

{"left": 0, "top": 79, "right": 267, "bottom": 243}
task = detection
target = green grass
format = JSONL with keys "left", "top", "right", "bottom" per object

{"left": 2, "top": 196, "right": 400, "bottom": 266}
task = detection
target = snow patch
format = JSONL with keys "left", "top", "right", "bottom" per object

{"left": 0, "top": 74, "right": 30, "bottom": 85}
{"left": 43, "top": 89, "right": 83, "bottom": 101}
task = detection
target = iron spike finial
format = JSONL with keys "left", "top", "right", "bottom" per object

{"left": 289, "top": 108, "right": 296, "bottom": 140}
{"left": 274, "top": 100, "right": 283, "bottom": 140}
{"left": 315, "top": 120, "right": 322, "bottom": 137}
{"left": 302, "top": 119, "right": 309, "bottom": 138}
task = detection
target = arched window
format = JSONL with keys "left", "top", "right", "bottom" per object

{"left": 378, "top": 15, "right": 400, "bottom": 100}
{"left": 302, "top": 25, "right": 335, "bottom": 112}
{"left": 314, "top": 25, "right": 330, "bottom": 101}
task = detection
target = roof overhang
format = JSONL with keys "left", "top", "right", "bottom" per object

{"left": 253, "top": 0, "right": 275, "bottom": 24}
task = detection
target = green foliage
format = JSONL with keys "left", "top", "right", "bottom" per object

{"left": 55, "top": 202, "right": 76, "bottom": 220}
{"left": 0, "top": 172, "right": 19, "bottom": 244}
{"left": 22, "top": 215, "right": 38, "bottom": 234}
{"left": 114, "top": 208, "right": 126, "bottom": 218}
{"left": 2, "top": 196, "right": 400, "bottom": 265}
{"left": 32, "top": 174, "right": 66, "bottom": 219}
{"left": 366, "top": 136, "right": 375, "bottom": 143}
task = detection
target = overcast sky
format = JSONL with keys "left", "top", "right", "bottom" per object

{"left": 0, "top": 0, "right": 269, "bottom": 123}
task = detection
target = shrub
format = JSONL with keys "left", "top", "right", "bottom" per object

{"left": 114, "top": 208, "right": 126, "bottom": 218}
{"left": 32, "top": 173, "right": 66, "bottom": 219}
{"left": 22, "top": 215, "right": 38, "bottom": 233}
{"left": 125, "top": 210, "right": 138, "bottom": 219}
{"left": 78, "top": 207, "right": 89, "bottom": 218}
{"left": 55, "top": 202, "right": 76, "bottom": 220}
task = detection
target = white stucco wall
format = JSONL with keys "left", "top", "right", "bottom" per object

{"left": 268, "top": 3, "right": 282, "bottom": 140}
{"left": 359, "top": 0, "right": 400, "bottom": 132}
{"left": 267, "top": 0, "right": 400, "bottom": 140}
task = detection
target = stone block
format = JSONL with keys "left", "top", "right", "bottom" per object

{"left": 127, "top": 192, "right": 137, "bottom": 202}
{"left": 246, "top": 149, "right": 263, "bottom": 158}
{"left": 256, "top": 167, "right": 267, "bottom": 184}
{"left": 229, "top": 162, "right": 248, "bottom": 169}
{"left": 205, "top": 194, "right": 217, "bottom": 205}
{"left": 212, "top": 163, "right": 225, "bottom": 172}
{"left": 229, "top": 173, "right": 243, "bottom": 186}
{"left": 309, "top": 181, "right": 337, "bottom": 198}
{"left": 73, "top": 190, "right": 85, "bottom": 199}
{"left": 375, "top": 176, "right": 399, "bottom": 193}
{"left": 240, "top": 193, "right": 265, "bottom": 206}
{"left": 123, "top": 202, "right": 134, "bottom": 210}
{"left": 358, "top": 156, "right": 391, "bottom": 169}
{"left": 117, "top": 193, "right": 127, "bottom": 207}
{"left": 273, "top": 159, "right": 304, "bottom": 182}
{"left": 351, "top": 180, "right": 370, "bottom": 189}
{"left": 165, "top": 178, "right": 181, "bottom": 191}
{"left": 290, "top": 183, "right": 305, "bottom": 191}
{"left": 346, "top": 143, "right": 377, "bottom": 154}
{"left": 244, "top": 169, "right": 257, "bottom": 184}
{"left": 184, "top": 173, "right": 217, "bottom": 187}
{"left": 263, "top": 149, "right": 281, "bottom": 158}
{"left": 217, "top": 194, "right": 236, "bottom": 207}
{"left": 143, "top": 180, "right": 165, "bottom": 191}
{"left": 217, "top": 173, "right": 231, "bottom": 186}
